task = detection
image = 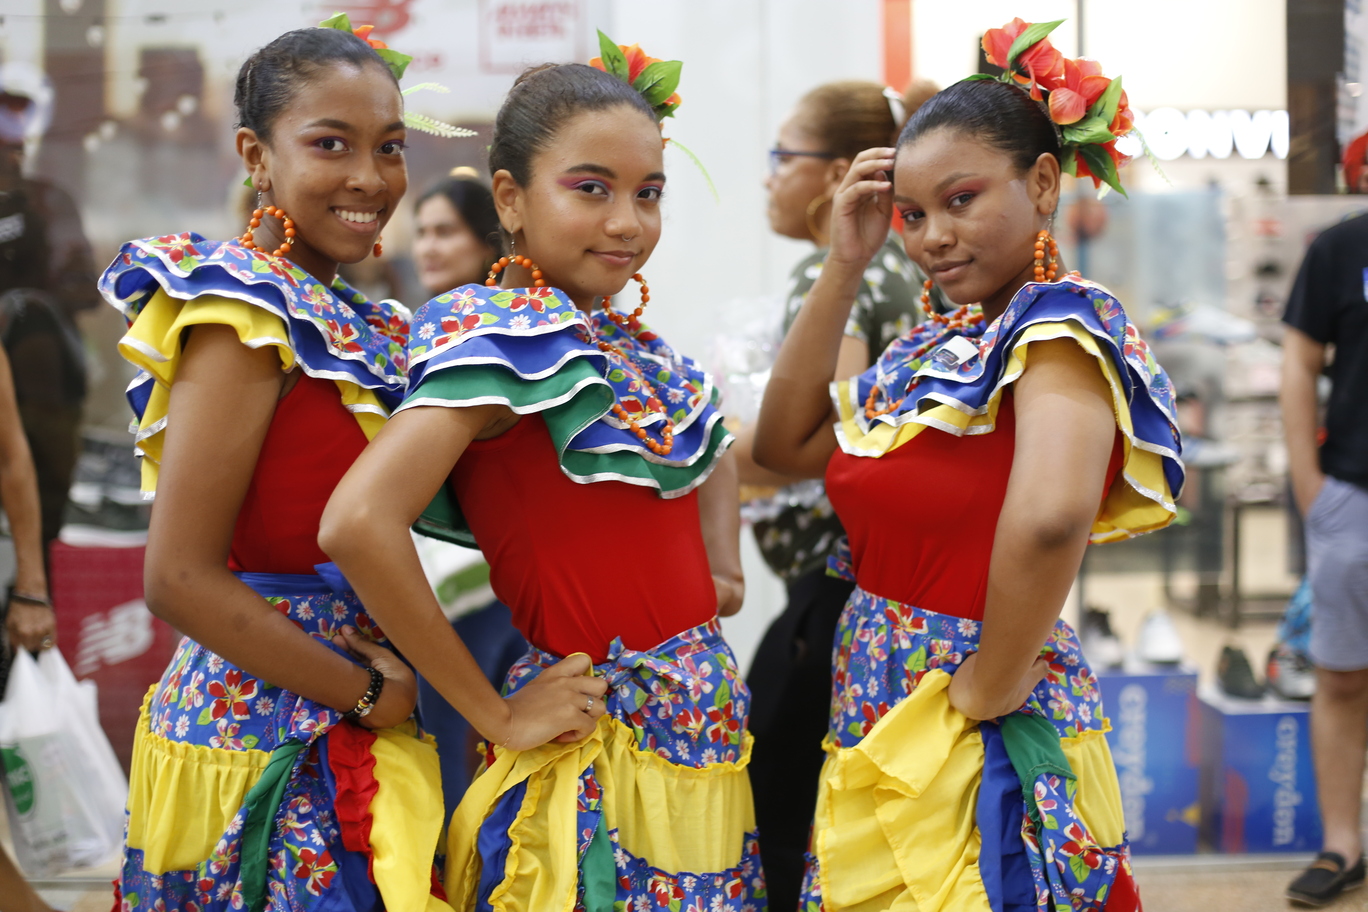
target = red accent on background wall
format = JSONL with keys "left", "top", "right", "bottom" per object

{"left": 51, "top": 542, "right": 177, "bottom": 774}
{"left": 883, "top": 0, "right": 913, "bottom": 93}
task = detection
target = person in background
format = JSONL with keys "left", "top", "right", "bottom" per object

{"left": 1280, "top": 198, "right": 1368, "bottom": 906}
{"left": 733, "top": 77, "right": 940, "bottom": 911}
{"left": 409, "top": 167, "right": 528, "bottom": 823}
{"left": 0, "top": 65, "right": 98, "bottom": 557}
{"left": 414, "top": 166, "right": 502, "bottom": 294}
{"left": 1341, "top": 129, "right": 1368, "bottom": 195}
{"left": 0, "top": 340, "right": 54, "bottom": 912}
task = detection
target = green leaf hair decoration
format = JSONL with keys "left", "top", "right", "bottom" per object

{"left": 317, "top": 12, "right": 469, "bottom": 138}
{"left": 590, "top": 30, "right": 683, "bottom": 123}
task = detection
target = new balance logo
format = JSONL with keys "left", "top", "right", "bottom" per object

{"left": 74, "top": 600, "right": 154, "bottom": 676}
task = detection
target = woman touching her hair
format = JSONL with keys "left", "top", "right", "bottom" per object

{"left": 755, "top": 20, "right": 1183, "bottom": 911}
{"left": 740, "top": 77, "right": 941, "bottom": 912}
{"left": 321, "top": 37, "right": 762, "bottom": 912}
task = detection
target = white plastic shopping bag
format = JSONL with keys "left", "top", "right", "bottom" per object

{"left": 0, "top": 647, "right": 128, "bottom": 875}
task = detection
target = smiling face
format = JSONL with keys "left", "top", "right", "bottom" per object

{"left": 415, "top": 193, "right": 496, "bottom": 295}
{"left": 893, "top": 126, "right": 1060, "bottom": 319}
{"left": 490, "top": 104, "right": 665, "bottom": 310}
{"left": 236, "top": 61, "right": 407, "bottom": 283}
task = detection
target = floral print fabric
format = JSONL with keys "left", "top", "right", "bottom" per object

{"left": 99, "top": 233, "right": 410, "bottom": 410}
{"left": 116, "top": 575, "right": 398, "bottom": 912}
{"left": 402, "top": 283, "right": 733, "bottom": 548}
{"left": 854, "top": 276, "right": 1175, "bottom": 439}
{"left": 404, "top": 283, "right": 725, "bottom": 474}
{"left": 802, "top": 587, "right": 1135, "bottom": 912}
{"left": 489, "top": 619, "right": 767, "bottom": 911}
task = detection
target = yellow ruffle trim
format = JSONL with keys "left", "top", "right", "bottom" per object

{"left": 811, "top": 670, "right": 1128, "bottom": 912}
{"left": 834, "top": 322, "right": 1177, "bottom": 543}
{"left": 120, "top": 289, "right": 389, "bottom": 496}
{"left": 126, "top": 687, "right": 272, "bottom": 873}
{"left": 126, "top": 687, "right": 452, "bottom": 911}
{"left": 445, "top": 716, "right": 757, "bottom": 912}
{"left": 1060, "top": 727, "right": 1126, "bottom": 850}
{"left": 368, "top": 724, "right": 454, "bottom": 912}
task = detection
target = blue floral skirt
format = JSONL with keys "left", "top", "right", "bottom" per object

{"left": 114, "top": 566, "right": 444, "bottom": 912}
{"left": 799, "top": 586, "right": 1140, "bottom": 912}
{"left": 445, "top": 618, "right": 767, "bottom": 912}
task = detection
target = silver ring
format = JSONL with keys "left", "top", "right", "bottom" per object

{"left": 585, "top": 696, "right": 594, "bottom": 713}
{"left": 40, "top": 637, "right": 53, "bottom": 650}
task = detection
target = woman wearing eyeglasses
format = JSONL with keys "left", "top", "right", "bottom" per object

{"left": 735, "top": 78, "right": 942, "bottom": 912}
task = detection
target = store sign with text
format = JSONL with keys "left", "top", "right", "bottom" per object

{"left": 479, "top": 0, "right": 585, "bottom": 73}
{"left": 1117, "top": 108, "right": 1290, "bottom": 162}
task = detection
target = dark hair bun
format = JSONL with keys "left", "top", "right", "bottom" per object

{"left": 234, "top": 27, "right": 396, "bottom": 141}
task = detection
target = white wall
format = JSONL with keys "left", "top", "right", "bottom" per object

{"left": 605, "top": 0, "right": 882, "bottom": 358}
{"left": 603, "top": 1, "right": 884, "bottom": 668}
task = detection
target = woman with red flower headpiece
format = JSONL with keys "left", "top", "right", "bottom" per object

{"left": 753, "top": 18, "right": 1180, "bottom": 912}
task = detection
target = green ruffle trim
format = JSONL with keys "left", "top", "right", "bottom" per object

{"left": 408, "top": 360, "right": 731, "bottom": 548}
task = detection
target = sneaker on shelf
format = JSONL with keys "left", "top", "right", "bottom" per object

{"left": 1286, "top": 852, "right": 1365, "bottom": 907}
{"left": 1267, "top": 644, "right": 1316, "bottom": 701}
{"left": 1079, "top": 606, "right": 1124, "bottom": 670}
{"left": 1136, "top": 610, "right": 1184, "bottom": 665}
{"left": 1217, "top": 645, "right": 1266, "bottom": 700}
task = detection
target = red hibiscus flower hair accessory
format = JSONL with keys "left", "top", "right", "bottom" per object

{"left": 589, "top": 31, "right": 683, "bottom": 122}
{"left": 976, "top": 17, "right": 1135, "bottom": 196}
{"left": 587, "top": 31, "right": 716, "bottom": 199}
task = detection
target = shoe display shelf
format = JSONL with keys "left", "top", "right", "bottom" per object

{"left": 1196, "top": 685, "right": 1320, "bottom": 854}
{"left": 1097, "top": 663, "right": 1201, "bottom": 854}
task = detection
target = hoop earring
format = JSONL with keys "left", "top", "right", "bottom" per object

{"left": 805, "top": 193, "right": 832, "bottom": 245}
{"left": 486, "top": 254, "right": 546, "bottom": 288}
{"left": 240, "top": 203, "right": 295, "bottom": 258}
{"left": 1033, "top": 229, "right": 1059, "bottom": 283}
{"left": 601, "top": 273, "right": 650, "bottom": 328}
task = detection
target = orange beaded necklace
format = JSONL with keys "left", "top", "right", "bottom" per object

{"left": 862, "top": 229, "right": 1064, "bottom": 420}
{"left": 863, "top": 291, "right": 982, "bottom": 419}
{"left": 484, "top": 258, "right": 674, "bottom": 456}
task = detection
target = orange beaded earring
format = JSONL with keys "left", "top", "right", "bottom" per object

{"left": 373, "top": 236, "right": 383, "bottom": 258}
{"left": 1033, "top": 228, "right": 1059, "bottom": 283}
{"left": 484, "top": 254, "right": 546, "bottom": 287}
{"left": 240, "top": 203, "right": 295, "bottom": 258}
{"left": 600, "top": 273, "right": 650, "bottom": 330}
